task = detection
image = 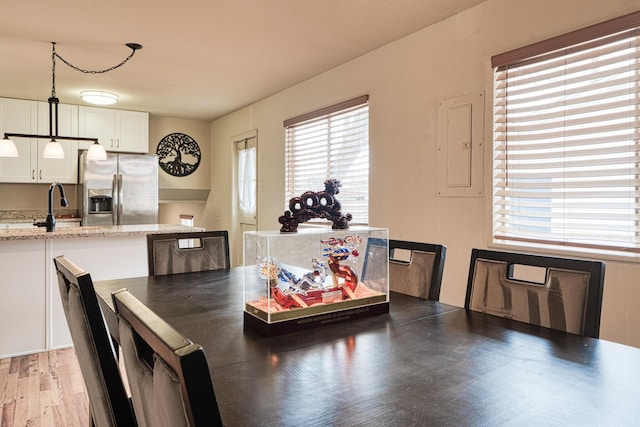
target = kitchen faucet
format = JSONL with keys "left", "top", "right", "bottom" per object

{"left": 34, "top": 182, "right": 68, "bottom": 232}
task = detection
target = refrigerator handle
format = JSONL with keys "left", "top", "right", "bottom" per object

{"left": 112, "top": 174, "right": 118, "bottom": 225}
{"left": 117, "top": 174, "right": 124, "bottom": 225}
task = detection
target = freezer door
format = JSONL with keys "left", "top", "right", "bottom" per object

{"left": 117, "top": 154, "right": 158, "bottom": 225}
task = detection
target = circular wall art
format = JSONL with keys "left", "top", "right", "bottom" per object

{"left": 156, "top": 132, "right": 201, "bottom": 177}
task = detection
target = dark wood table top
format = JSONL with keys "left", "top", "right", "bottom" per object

{"left": 94, "top": 268, "right": 640, "bottom": 426}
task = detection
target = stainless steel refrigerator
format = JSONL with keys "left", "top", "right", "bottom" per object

{"left": 79, "top": 151, "right": 158, "bottom": 226}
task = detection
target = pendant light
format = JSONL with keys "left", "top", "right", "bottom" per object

{"left": 0, "top": 136, "right": 18, "bottom": 157}
{"left": 87, "top": 140, "right": 108, "bottom": 160}
{"left": 43, "top": 138, "right": 65, "bottom": 159}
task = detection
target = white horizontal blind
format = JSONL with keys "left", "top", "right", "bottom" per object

{"left": 284, "top": 97, "right": 369, "bottom": 224}
{"left": 493, "top": 25, "right": 640, "bottom": 252}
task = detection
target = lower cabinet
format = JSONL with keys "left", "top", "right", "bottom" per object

{"left": 0, "top": 240, "right": 47, "bottom": 357}
{"left": 49, "top": 235, "right": 149, "bottom": 349}
{"left": 0, "top": 235, "right": 148, "bottom": 358}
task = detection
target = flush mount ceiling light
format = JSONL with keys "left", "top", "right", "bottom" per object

{"left": 1, "top": 41, "right": 142, "bottom": 159}
{"left": 81, "top": 90, "right": 119, "bottom": 105}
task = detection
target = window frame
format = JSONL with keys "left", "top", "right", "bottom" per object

{"left": 491, "top": 11, "right": 640, "bottom": 255}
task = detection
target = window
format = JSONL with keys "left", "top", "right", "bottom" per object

{"left": 492, "top": 11, "right": 640, "bottom": 253}
{"left": 284, "top": 95, "right": 369, "bottom": 224}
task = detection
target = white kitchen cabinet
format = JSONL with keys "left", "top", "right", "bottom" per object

{"left": 0, "top": 240, "right": 47, "bottom": 357}
{"left": 0, "top": 233, "right": 148, "bottom": 356}
{"left": 1, "top": 137, "right": 78, "bottom": 183}
{"left": 0, "top": 98, "right": 78, "bottom": 183}
{"left": 79, "top": 106, "right": 149, "bottom": 153}
{"left": 0, "top": 97, "right": 37, "bottom": 182}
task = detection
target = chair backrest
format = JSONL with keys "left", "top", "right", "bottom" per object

{"left": 388, "top": 240, "right": 447, "bottom": 300}
{"left": 112, "top": 289, "right": 223, "bottom": 427}
{"left": 465, "top": 249, "right": 605, "bottom": 338}
{"left": 53, "top": 256, "right": 136, "bottom": 427}
{"left": 147, "top": 230, "right": 230, "bottom": 275}
{"left": 361, "top": 238, "right": 446, "bottom": 300}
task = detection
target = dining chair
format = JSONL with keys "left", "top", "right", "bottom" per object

{"left": 112, "top": 288, "right": 223, "bottom": 427}
{"left": 53, "top": 255, "right": 137, "bottom": 427}
{"left": 388, "top": 240, "right": 447, "bottom": 300}
{"left": 465, "top": 249, "right": 605, "bottom": 338}
{"left": 362, "top": 238, "right": 447, "bottom": 300}
{"left": 147, "top": 230, "right": 230, "bottom": 275}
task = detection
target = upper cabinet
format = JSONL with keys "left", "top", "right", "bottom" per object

{"left": 0, "top": 98, "right": 37, "bottom": 182}
{"left": 0, "top": 98, "right": 78, "bottom": 184}
{"left": 79, "top": 106, "right": 149, "bottom": 153}
{"left": 0, "top": 98, "right": 150, "bottom": 183}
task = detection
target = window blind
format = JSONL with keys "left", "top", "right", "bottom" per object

{"left": 493, "top": 18, "right": 640, "bottom": 252}
{"left": 284, "top": 96, "right": 369, "bottom": 224}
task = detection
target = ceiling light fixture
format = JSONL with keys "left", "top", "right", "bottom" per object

{"left": 87, "top": 140, "right": 108, "bottom": 160}
{"left": 43, "top": 138, "right": 65, "bottom": 159}
{"left": 1, "top": 41, "right": 143, "bottom": 160}
{"left": 0, "top": 136, "right": 18, "bottom": 157}
{"left": 81, "top": 90, "right": 119, "bottom": 105}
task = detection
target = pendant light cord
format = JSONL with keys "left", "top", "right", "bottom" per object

{"left": 48, "top": 41, "right": 142, "bottom": 137}
{"left": 51, "top": 42, "right": 142, "bottom": 75}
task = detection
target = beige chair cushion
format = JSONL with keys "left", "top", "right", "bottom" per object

{"left": 469, "top": 259, "right": 590, "bottom": 335}
{"left": 389, "top": 251, "right": 436, "bottom": 299}
{"left": 63, "top": 285, "right": 117, "bottom": 427}
{"left": 119, "top": 318, "right": 189, "bottom": 427}
{"left": 152, "top": 235, "right": 228, "bottom": 275}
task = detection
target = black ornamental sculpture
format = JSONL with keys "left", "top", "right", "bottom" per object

{"left": 279, "top": 179, "right": 352, "bottom": 233}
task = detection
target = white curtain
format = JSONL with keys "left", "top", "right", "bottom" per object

{"left": 238, "top": 145, "right": 256, "bottom": 217}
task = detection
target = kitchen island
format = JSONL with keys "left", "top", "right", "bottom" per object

{"left": 0, "top": 223, "right": 202, "bottom": 358}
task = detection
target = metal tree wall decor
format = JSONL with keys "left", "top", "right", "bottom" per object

{"left": 157, "top": 132, "right": 201, "bottom": 177}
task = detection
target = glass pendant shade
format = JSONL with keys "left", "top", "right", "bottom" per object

{"left": 81, "top": 90, "right": 118, "bottom": 105}
{"left": 43, "top": 139, "right": 65, "bottom": 159}
{"left": 0, "top": 137, "right": 19, "bottom": 157}
{"left": 87, "top": 141, "right": 108, "bottom": 160}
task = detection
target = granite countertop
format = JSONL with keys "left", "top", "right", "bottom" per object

{"left": 0, "top": 224, "right": 203, "bottom": 241}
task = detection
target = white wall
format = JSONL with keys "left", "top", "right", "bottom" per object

{"left": 203, "top": 0, "right": 640, "bottom": 348}
{"left": 149, "top": 116, "right": 210, "bottom": 226}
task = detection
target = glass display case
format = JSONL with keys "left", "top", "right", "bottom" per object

{"left": 243, "top": 226, "right": 389, "bottom": 335}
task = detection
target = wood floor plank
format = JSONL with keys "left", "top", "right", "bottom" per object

{"left": 2, "top": 400, "right": 16, "bottom": 427}
{"left": 38, "top": 351, "right": 50, "bottom": 393}
{"left": 8, "top": 356, "right": 19, "bottom": 375}
{"left": 0, "top": 362, "right": 9, "bottom": 404}
{"left": 27, "top": 354, "right": 41, "bottom": 422}
{"left": 13, "top": 375, "right": 28, "bottom": 427}
{"left": 39, "top": 388, "right": 54, "bottom": 426}
{"left": 3, "top": 371, "right": 19, "bottom": 423}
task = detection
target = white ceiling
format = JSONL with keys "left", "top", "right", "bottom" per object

{"left": 0, "top": 0, "right": 486, "bottom": 121}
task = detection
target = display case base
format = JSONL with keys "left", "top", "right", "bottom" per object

{"left": 244, "top": 301, "right": 390, "bottom": 336}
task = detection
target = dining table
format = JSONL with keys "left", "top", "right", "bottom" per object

{"left": 93, "top": 267, "right": 640, "bottom": 426}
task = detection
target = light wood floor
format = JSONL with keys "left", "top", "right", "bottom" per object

{"left": 0, "top": 348, "right": 89, "bottom": 427}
